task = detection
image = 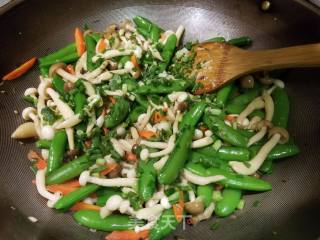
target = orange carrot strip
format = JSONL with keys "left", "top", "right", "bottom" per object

{"left": 65, "top": 64, "right": 75, "bottom": 75}
{"left": 27, "top": 150, "right": 47, "bottom": 170}
{"left": 70, "top": 202, "right": 101, "bottom": 212}
{"left": 84, "top": 139, "right": 92, "bottom": 148}
{"left": 138, "top": 130, "right": 157, "bottom": 139}
{"left": 106, "top": 230, "right": 149, "bottom": 240}
{"left": 109, "top": 96, "right": 116, "bottom": 104}
{"left": 75, "top": 27, "right": 86, "bottom": 56}
{"left": 103, "top": 127, "right": 109, "bottom": 136}
{"left": 152, "top": 111, "right": 167, "bottom": 124}
{"left": 100, "top": 163, "right": 118, "bottom": 176}
{"left": 173, "top": 191, "right": 184, "bottom": 222}
{"left": 47, "top": 185, "right": 79, "bottom": 195}
{"left": 125, "top": 152, "right": 137, "bottom": 162}
{"left": 35, "top": 159, "right": 47, "bottom": 170}
{"left": 130, "top": 55, "right": 140, "bottom": 70}
{"left": 97, "top": 38, "right": 107, "bottom": 53}
{"left": 225, "top": 115, "right": 237, "bottom": 123}
{"left": 2, "top": 57, "right": 37, "bottom": 81}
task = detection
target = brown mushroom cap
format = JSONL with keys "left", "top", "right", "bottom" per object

{"left": 240, "top": 75, "right": 255, "bottom": 89}
{"left": 184, "top": 200, "right": 205, "bottom": 216}
{"left": 48, "top": 63, "right": 66, "bottom": 78}
{"left": 268, "top": 126, "right": 289, "bottom": 144}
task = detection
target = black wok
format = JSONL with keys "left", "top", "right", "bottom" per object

{"left": 0, "top": 0, "right": 319, "bottom": 239}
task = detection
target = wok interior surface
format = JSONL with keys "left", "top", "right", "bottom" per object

{"left": 0, "top": 0, "right": 319, "bottom": 239}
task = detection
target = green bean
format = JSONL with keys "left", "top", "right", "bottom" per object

{"left": 135, "top": 79, "right": 191, "bottom": 94}
{"left": 272, "top": 88, "right": 289, "bottom": 128}
{"left": 22, "top": 96, "right": 37, "bottom": 106}
{"left": 46, "top": 155, "right": 92, "bottom": 185}
{"left": 179, "top": 101, "right": 206, "bottom": 130}
{"left": 104, "top": 97, "right": 130, "bottom": 128}
{"left": 216, "top": 83, "right": 234, "bottom": 106}
{"left": 204, "top": 114, "right": 248, "bottom": 147}
{"left": 73, "top": 210, "right": 141, "bottom": 231}
{"left": 149, "top": 208, "right": 179, "bottom": 240}
{"left": 35, "top": 139, "right": 51, "bottom": 149}
{"left": 197, "top": 184, "right": 213, "bottom": 207}
{"left": 85, "top": 34, "right": 101, "bottom": 71}
{"left": 39, "top": 43, "right": 76, "bottom": 64}
{"left": 228, "top": 36, "right": 252, "bottom": 47}
{"left": 40, "top": 66, "right": 49, "bottom": 77}
{"left": 52, "top": 75, "right": 65, "bottom": 96}
{"left": 39, "top": 52, "right": 79, "bottom": 67}
{"left": 138, "top": 161, "right": 157, "bottom": 201}
{"left": 96, "top": 188, "right": 122, "bottom": 207}
{"left": 215, "top": 188, "right": 242, "bottom": 217}
{"left": 206, "top": 37, "right": 226, "bottom": 43}
{"left": 217, "top": 146, "right": 250, "bottom": 161}
{"left": 54, "top": 184, "right": 100, "bottom": 210}
{"left": 185, "top": 162, "right": 272, "bottom": 191}
{"left": 47, "top": 130, "right": 68, "bottom": 173}
{"left": 74, "top": 92, "right": 87, "bottom": 114}
{"left": 127, "top": 105, "right": 146, "bottom": 124}
{"left": 159, "top": 34, "right": 177, "bottom": 71}
{"left": 158, "top": 126, "right": 194, "bottom": 184}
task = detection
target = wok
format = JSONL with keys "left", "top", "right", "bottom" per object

{"left": 0, "top": 0, "right": 319, "bottom": 239}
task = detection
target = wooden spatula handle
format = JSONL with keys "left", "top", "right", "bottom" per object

{"left": 241, "top": 43, "right": 320, "bottom": 72}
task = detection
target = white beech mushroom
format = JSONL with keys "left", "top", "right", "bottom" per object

{"left": 140, "top": 140, "right": 168, "bottom": 149}
{"left": 247, "top": 116, "right": 262, "bottom": 130}
{"left": 21, "top": 107, "right": 42, "bottom": 137}
{"left": 237, "top": 97, "right": 265, "bottom": 126}
{"left": 229, "top": 127, "right": 289, "bottom": 175}
{"left": 191, "top": 136, "right": 214, "bottom": 148}
{"left": 183, "top": 169, "right": 225, "bottom": 185}
{"left": 185, "top": 199, "right": 205, "bottom": 215}
{"left": 149, "top": 134, "right": 176, "bottom": 158}
{"left": 191, "top": 202, "right": 215, "bottom": 224}
{"left": 240, "top": 75, "right": 255, "bottom": 89}
{"left": 262, "top": 92, "right": 274, "bottom": 121}
{"left": 93, "top": 49, "right": 134, "bottom": 62}
{"left": 49, "top": 63, "right": 78, "bottom": 83}
{"left": 175, "top": 25, "right": 185, "bottom": 46}
{"left": 247, "top": 120, "right": 273, "bottom": 147}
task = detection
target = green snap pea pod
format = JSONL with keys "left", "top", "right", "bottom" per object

{"left": 236, "top": 129, "right": 256, "bottom": 138}
{"left": 85, "top": 34, "right": 101, "bottom": 71}
{"left": 216, "top": 83, "right": 234, "bottom": 106}
{"left": 197, "top": 184, "right": 213, "bottom": 207}
{"left": 119, "top": 55, "right": 131, "bottom": 66}
{"left": 206, "top": 37, "right": 226, "bottom": 43}
{"left": 96, "top": 188, "right": 122, "bottom": 206}
{"left": 228, "top": 36, "right": 252, "bottom": 47}
{"left": 133, "top": 16, "right": 164, "bottom": 32}
{"left": 74, "top": 92, "right": 87, "bottom": 114}
{"left": 39, "top": 43, "right": 76, "bottom": 64}
{"left": 272, "top": 88, "right": 289, "bottom": 128}
{"left": 179, "top": 101, "right": 206, "bottom": 130}
{"left": 259, "top": 159, "right": 274, "bottom": 174}
{"left": 190, "top": 151, "right": 233, "bottom": 172}
{"left": 158, "top": 126, "right": 194, "bottom": 184}
{"left": 149, "top": 208, "right": 179, "bottom": 240}
{"left": 40, "top": 66, "right": 49, "bottom": 77}
{"left": 23, "top": 96, "right": 37, "bottom": 105}
{"left": 127, "top": 105, "right": 146, "bottom": 124}
{"left": 138, "top": 161, "right": 157, "bottom": 201}
{"left": 54, "top": 184, "right": 100, "bottom": 210}
{"left": 135, "top": 79, "right": 191, "bottom": 94}
{"left": 215, "top": 188, "right": 242, "bottom": 217}
{"left": 35, "top": 139, "right": 51, "bottom": 149}
{"left": 73, "top": 210, "right": 140, "bottom": 231}
{"left": 91, "top": 32, "right": 103, "bottom": 42}
{"left": 52, "top": 75, "right": 65, "bottom": 96}
{"left": 46, "top": 155, "right": 92, "bottom": 185}
{"left": 226, "top": 87, "right": 260, "bottom": 112}
{"left": 104, "top": 97, "right": 130, "bottom": 128}
{"left": 217, "top": 146, "right": 250, "bottom": 161}
{"left": 150, "top": 25, "right": 161, "bottom": 43}
{"left": 159, "top": 34, "right": 177, "bottom": 71}
{"left": 137, "top": 27, "right": 150, "bottom": 39}
{"left": 39, "top": 52, "right": 79, "bottom": 67}
{"left": 186, "top": 162, "right": 272, "bottom": 191}
{"left": 134, "top": 94, "right": 149, "bottom": 108}
{"left": 47, "top": 130, "right": 68, "bottom": 173}
{"left": 204, "top": 114, "right": 248, "bottom": 147}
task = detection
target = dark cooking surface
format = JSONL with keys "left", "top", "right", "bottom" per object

{"left": 0, "top": 0, "right": 320, "bottom": 239}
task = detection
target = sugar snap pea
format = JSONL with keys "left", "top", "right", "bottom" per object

{"left": 197, "top": 184, "right": 213, "bottom": 207}
{"left": 104, "top": 97, "right": 130, "bottom": 128}
{"left": 138, "top": 161, "right": 157, "bottom": 202}
{"left": 39, "top": 43, "right": 76, "bottom": 65}
{"left": 35, "top": 139, "right": 51, "bottom": 149}
{"left": 159, "top": 34, "right": 177, "bottom": 71}
{"left": 215, "top": 188, "right": 242, "bottom": 217}
{"left": 272, "top": 88, "right": 289, "bottom": 128}
{"left": 47, "top": 130, "right": 68, "bottom": 173}
{"left": 228, "top": 36, "right": 252, "bottom": 47}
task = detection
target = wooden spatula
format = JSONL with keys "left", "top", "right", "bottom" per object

{"left": 193, "top": 42, "right": 320, "bottom": 94}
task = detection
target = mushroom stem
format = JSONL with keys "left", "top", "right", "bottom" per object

{"left": 247, "top": 126, "right": 267, "bottom": 147}
{"left": 237, "top": 97, "right": 265, "bottom": 126}
{"left": 183, "top": 169, "right": 225, "bottom": 185}
{"left": 229, "top": 133, "right": 281, "bottom": 175}
{"left": 47, "top": 88, "right": 75, "bottom": 119}
{"left": 66, "top": 128, "right": 75, "bottom": 150}
{"left": 56, "top": 68, "right": 78, "bottom": 83}
{"left": 262, "top": 92, "right": 274, "bottom": 121}
{"left": 191, "top": 202, "right": 215, "bottom": 225}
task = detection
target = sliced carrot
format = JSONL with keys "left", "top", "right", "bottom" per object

{"left": 106, "top": 230, "right": 149, "bottom": 240}
{"left": 130, "top": 55, "right": 140, "bottom": 70}
{"left": 138, "top": 130, "right": 157, "bottom": 139}
{"left": 225, "top": 114, "right": 237, "bottom": 123}
{"left": 125, "top": 152, "right": 137, "bottom": 162}
{"left": 109, "top": 96, "right": 116, "bottom": 104}
{"left": 27, "top": 150, "right": 47, "bottom": 170}
{"left": 103, "top": 127, "right": 109, "bottom": 136}
{"left": 70, "top": 202, "right": 101, "bottom": 212}
{"left": 84, "top": 139, "right": 92, "bottom": 148}
{"left": 100, "top": 163, "right": 118, "bottom": 176}
{"left": 75, "top": 27, "right": 86, "bottom": 56}
{"left": 65, "top": 64, "right": 75, "bottom": 75}
{"left": 2, "top": 57, "right": 37, "bottom": 81}
{"left": 97, "top": 38, "right": 107, "bottom": 53}
{"left": 47, "top": 180, "right": 81, "bottom": 195}
{"left": 173, "top": 191, "right": 185, "bottom": 222}
{"left": 152, "top": 111, "right": 167, "bottom": 124}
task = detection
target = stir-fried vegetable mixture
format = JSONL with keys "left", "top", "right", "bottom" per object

{"left": 11, "top": 16, "right": 299, "bottom": 240}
